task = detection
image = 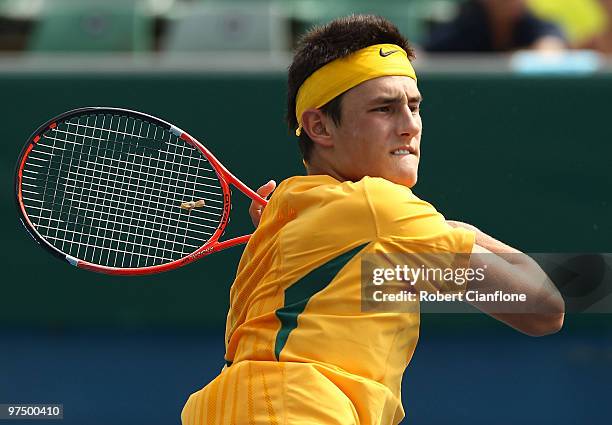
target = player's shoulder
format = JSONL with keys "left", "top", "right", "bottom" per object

{"left": 360, "top": 176, "right": 433, "bottom": 211}
{"left": 272, "top": 175, "right": 427, "bottom": 213}
{"left": 275, "top": 175, "right": 370, "bottom": 203}
{"left": 360, "top": 177, "right": 449, "bottom": 236}
{"left": 360, "top": 176, "right": 416, "bottom": 199}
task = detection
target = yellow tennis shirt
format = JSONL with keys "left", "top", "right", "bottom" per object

{"left": 182, "top": 175, "right": 475, "bottom": 425}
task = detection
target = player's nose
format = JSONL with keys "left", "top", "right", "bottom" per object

{"left": 397, "top": 105, "right": 421, "bottom": 139}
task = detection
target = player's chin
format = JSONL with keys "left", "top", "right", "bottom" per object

{"left": 386, "top": 169, "right": 418, "bottom": 188}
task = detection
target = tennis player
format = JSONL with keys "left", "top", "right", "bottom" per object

{"left": 181, "top": 15, "right": 564, "bottom": 425}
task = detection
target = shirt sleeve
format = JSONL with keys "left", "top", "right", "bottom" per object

{"left": 363, "top": 178, "right": 475, "bottom": 294}
{"left": 363, "top": 178, "right": 473, "bottom": 249}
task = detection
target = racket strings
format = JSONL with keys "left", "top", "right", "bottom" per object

{"left": 21, "top": 113, "right": 225, "bottom": 268}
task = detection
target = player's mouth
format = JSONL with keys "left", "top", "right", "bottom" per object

{"left": 390, "top": 146, "right": 416, "bottom": 156}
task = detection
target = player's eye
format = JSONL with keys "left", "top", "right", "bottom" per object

{"left": 372, "top": 106, "right": 391, "bottom": 113}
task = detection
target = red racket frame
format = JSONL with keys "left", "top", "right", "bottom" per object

{"left": 15, "top": 107, "right": 268, "bottom": 275}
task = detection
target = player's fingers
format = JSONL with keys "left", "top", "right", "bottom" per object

{"left": 249, "top": 180, "right": 276, "bottom": 228}
{"left": 257, "top": 180, "right": 276, "bottom": 199}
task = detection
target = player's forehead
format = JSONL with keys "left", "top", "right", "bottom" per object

{"left": 344, "top": 76, "right": 422, "bottom": 105}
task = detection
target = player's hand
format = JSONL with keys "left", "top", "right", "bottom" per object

{"left": 249, "top": 180, "right": 276, "bottom": 228}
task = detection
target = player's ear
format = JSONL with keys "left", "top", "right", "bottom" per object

{"left": 301, "top": 109, "right": 333, "bottom": 147}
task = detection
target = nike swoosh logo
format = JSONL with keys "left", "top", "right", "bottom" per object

{"left": 379, "top": 48, "right": 399, "bottom": 57}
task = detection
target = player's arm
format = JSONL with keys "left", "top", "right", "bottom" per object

{"left": 448, "top": 220, "right": 565, "bottom": 337}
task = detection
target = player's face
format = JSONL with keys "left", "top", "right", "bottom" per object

{"left": 329, "top": 76, "right": 423, "bottom": 188}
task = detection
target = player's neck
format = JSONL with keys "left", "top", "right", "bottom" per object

{"left": 305, "top": 155, "right": 346, "bottom": 182}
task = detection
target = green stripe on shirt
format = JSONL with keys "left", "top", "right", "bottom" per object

{"left": 274, "top": 243, "right": 368, "bottom": 360}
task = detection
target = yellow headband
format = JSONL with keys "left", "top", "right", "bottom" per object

{"left": 295, "top": 43, "right": 417, "bottom": 136}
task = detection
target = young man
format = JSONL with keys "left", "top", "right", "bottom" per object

{"left": 182, "top": 15, "right": 564, "bottom": 425}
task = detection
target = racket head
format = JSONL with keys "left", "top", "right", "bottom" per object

{"left": 15, "top": 107, "right": 231, "bottom": 275}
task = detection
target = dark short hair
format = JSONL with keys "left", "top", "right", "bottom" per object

{"left": 287, "top": 15, "right": 415, "bottom": 161}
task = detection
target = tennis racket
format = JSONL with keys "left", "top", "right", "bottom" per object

{"left": 15, "top": 107, "right": 268, "bottom": 275}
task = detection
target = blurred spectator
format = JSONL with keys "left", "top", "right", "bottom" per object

{"left": 579, "top": 0, "right": 612, "bottom": 54}
{"left": 528, "top": 0, "right": 606, "bottom": 48}
{"left": 424, "top": 0, "right": 566, "bottom": 52}
{"left": 0, "top": 16, "right": 30, "bottom": 51}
